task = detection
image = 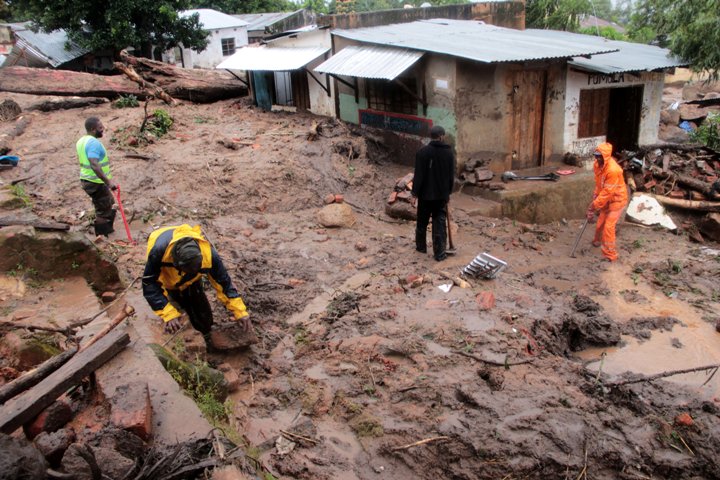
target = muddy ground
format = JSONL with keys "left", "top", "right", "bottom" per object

{"left": 1, "top": 92, "right": 720, "bottom": 480}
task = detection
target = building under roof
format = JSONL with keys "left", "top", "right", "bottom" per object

{"left": 1, "top": 22, "right": 88, "bottom": 68}
{"left": 233, "top": 9, "right": 315, "bottom": 43}
{"left": 181, "top": 9, "right": 248, "bottom": 30}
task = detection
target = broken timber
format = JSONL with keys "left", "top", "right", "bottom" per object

{"left": 0, "top": 328, "right": 129, "bottom": 434}
{"left": 118, "top": 50, "right": 247, "bottom": 103}
{"left": 0, "top": 67, "right": 141, "bottom": 98}
{"left": 0, "top": 217, "right": 70, "bottom": 231}
{"left": 0, "top": 347, "right": 77, "bottom": 404}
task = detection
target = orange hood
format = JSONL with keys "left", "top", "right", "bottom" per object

{"left": 595, "top": 142, "right": 613, "bottom": 163}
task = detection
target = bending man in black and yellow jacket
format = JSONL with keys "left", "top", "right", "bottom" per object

{"left": 142, "top": 225, "right": 250, "bottom": 347}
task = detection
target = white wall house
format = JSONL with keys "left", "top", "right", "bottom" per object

{"left": 171, "top": 9, "right": 248, "bottom": 69}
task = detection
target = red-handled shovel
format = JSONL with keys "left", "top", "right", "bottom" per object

{"left": 113, "top": 185, "right": 136, "bottom": 245}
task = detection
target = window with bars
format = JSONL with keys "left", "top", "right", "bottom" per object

{"left": 578, "top": 88, "right": 610, "bottom": 138}
{"left": 221, "top": 38, "right": 236, "bottom": 56}
{"left": 367, "top": 78, "right": 418, "bottom": 115}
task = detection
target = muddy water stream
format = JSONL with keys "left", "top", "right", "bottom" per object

{"left": 578, "top": 263, "right": 720, "bottom": 400}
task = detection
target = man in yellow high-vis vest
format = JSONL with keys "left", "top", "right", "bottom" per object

{"left": 77, "top": 117, "right": 117, "bottom": 236}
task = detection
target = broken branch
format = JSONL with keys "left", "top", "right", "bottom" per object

{"left": 452, "top": 350, "right": 533, "bottom": 367}
{"left": 391, "top": 436, "right": 450, "bottom": 451}
{"left": 606, "top": 363, "right": 720, "bottom": 387}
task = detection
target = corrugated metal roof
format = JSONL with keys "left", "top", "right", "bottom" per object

{"left": 216, "top": 45, "right": 329, "bottom": 71}
{"left": 332, "top": 19, "right": 619, "bottom": 64}
{"left": 6, "top": 22, "right": 88, "bottom": 67}
{"left": 234, "top": 11, "right": 300, "bottom": 32}
{"left": 526, "top": 29, "right": 688, "bottom": 74}
{"left": 181, "top": 9, "right": 248, "bottom": 30}
{"left": 314, "top": 45, "right": 424, "bottom": 80}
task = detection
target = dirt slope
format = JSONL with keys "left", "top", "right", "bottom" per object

{"left": 1, "top": 94, "right": 719, "bottom": 479}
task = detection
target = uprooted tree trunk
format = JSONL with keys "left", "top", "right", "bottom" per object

{"left": 0, "top": 53, "right": 247, "bottom": 104}
{"left": 117, "top": 50, "right": 246, "bottom": 103}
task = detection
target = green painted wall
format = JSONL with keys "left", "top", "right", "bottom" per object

{"left": 423, "top": 105, "right": 457, "bottom": 142}
{"left": 339, "top": 93, "right": 368, "bottom": 124}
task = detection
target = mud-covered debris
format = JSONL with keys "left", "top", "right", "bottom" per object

{"left": 322, "top": 291, "right": 364, "bottom": 323}
{"left": 572, "top": 295, "right": 601, "bottom": 314}
{"left": 621, "top": 316, "right": 682, "bottom": 341}
{"left": 210, "top": 322, "right": 259, "bottom": 350}
{"left": 0, "top": 433, "right": 47, "bottom": 480}
{"left": 477, "top": 367, "right": 504, "bottom": 391}
{"left": 275, "top": 435, "right": 296, "bottom": 456}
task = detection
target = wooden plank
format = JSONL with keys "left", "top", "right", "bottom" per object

{"left": 0, "top": 347, "right": 77, "bottom": 404}
{"left": 0, "top": 218, "right": 70, "bottom": 231}
{"left": 0, "top": 328, "right": 129, "bottom": 434}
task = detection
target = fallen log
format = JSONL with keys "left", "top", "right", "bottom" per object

{"left": 0, "top": 218, "right": 70, "bottom": 231}
{"left": 0, "top": 328, "right": 129, "bottom": 434}
{"left": 650, "top": 167, "right": 715, "bottom": 197}
{"left": 650, "top": 194, "right": 720, "bottom": 212}
{"left": 114, "top": 62, "right": 176, "bottom": 105}
{"left": 118, "top": 50, "right": 246, "bottom": 103}
{"left": 26, "top": 97, "right": 109, "bottom": 112}
{"left": 0, "top": 67, "right": 141, "bottom": 98}
{"left": 0, "top": 347, "right": 78, "bottom": 404}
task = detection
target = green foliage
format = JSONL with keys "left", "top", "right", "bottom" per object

{"left": 578, "top": 25, "right": 627, "bottom": 40}
{"left": 690, "top": 113, "right": 720, "bottom": 151}
{"left": 17, "top": 0, "right": 209, "bottom": 56}
{"left": 629, "top": 0, "right": 720, "bottom": 79}
{"left": 112, "top": 94, "right": 140, "bottom": 109}
{"left": 189, "top": 0, "right": 295, "bottom": 13}
{"left": 9, "top": 184, "right": 31, "bottom": 207}
{"left": 526, "top": 0, "right": 593, "bottom": 31}
{"left": 146, "top": 109, "right": 174, "bottom": 137}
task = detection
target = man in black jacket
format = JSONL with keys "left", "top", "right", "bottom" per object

{"left": 411, "top": 125, "right": 456, "bottom": 261}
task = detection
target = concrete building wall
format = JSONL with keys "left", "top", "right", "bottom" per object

{"left": 541, "top": 64, "right": 569, "bottom": 164}
{"left": 455, "top": 60, "right": 509, "bottom": 172}
{"left": 181, "top": 27, "right": 248, "bottom": 69}
{"left": 269, "top": 29, "right": 334, "bottom": 117}
{"left": 564, "top": 69, "right": 664, "bottom": 156}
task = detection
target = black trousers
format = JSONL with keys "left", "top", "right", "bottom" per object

{"left": 81, "top": 180, "right": 115, "bottom": 236}
{"left": 168, "top": 281, "right": 214, "bottom": 335}
{"left": 416, "top": 199, "right": 447, "bottom": 259}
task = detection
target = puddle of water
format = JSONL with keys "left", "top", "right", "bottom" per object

{"left": 244, "top": 408, "right": 299, "bottom": 446}
{"left": 579, "top": 263, "right": 720, "bottom": 400}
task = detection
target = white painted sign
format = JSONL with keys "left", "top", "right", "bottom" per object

{"left": 435, "top": 78, "right": 449, "bottom": 89}
{"left": 571, "top": 136, "right": 604, "bottom": 156}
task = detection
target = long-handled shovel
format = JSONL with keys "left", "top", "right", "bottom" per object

{"left": 446, "top": 203, "right": 456, "bottom": 254}
{"left": 113, "top": 185, "right": 136, "bottom": 245}
{"left": 570, "top": 219, "right": 588, "bottom": 258}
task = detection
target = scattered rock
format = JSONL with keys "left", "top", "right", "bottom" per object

{"left": 24, "top": 398, "right": 73, "bottom": 440}
{"left": 61, "top": 444, "right": 134, "bottom": 480}
{"left": 316, "top": 203, "right": 356, "bottom": 228}
{"left": 218, "top": 363, "right": 241, "bottom": 392}
{"left": 385, "top": 201, "right": 416, "bottom": 220}
{"left": 34, "top": 428, "right": 76, "bottom": 466}
{"left": 675, "top": 412, "right": 694, "bottom": 427}
{"left": 354, "top": 241, "right": 367, "bottom": 252}
{"left": 210, "top": 322, "right": 259, "bottom": 350}
{"left": 275, "top": 435, "right": 296, "bottom": 456}
{"left": 1, "top": 331, "right": 58, "bottom": 371}
{"left": 700, "top": 212, "right": 720, "bottom": 242}
{"left": 0, "top": 99, "right": 22, "bottom": 122}
{"left": 670, "top": 337, "right": 683, "bottom": 349}
{"left": 475, "top": 291, "right": 495, "bottom": 310}
{"left": 212, "top": 464, "right": 250, "bottom": 480}
{"left": 334, "top": 194, "right": 344, "bottom": 203}
{"left": 477, "top": 367, "right": 504, "bottom": 391}
{"left": 251, "top": 218, "right": 269, "bottom": 229}
{"left": 323, "top": 193, "right": 335, "bottom": 204}
{"left": 0, "top": 433, "right": 47, "bottom": 480}
{"left": 101, "top": 291, "right": 116, "bottom": 303}
{"left": 404, "top": 274, "right": 424, "bottom": 288}
{"left": 109, "top": 382, "right": 152, "bottom": 441}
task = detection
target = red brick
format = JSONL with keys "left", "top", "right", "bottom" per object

{"left": 476, "top": 291, "right": 496, "bottom": 311}
{"left": 24, "top": 398, "right": 73, "bottom": 439}
{"left": 668, "top": 190, "right": 686, "bottom": 199}
{"left": 643, "top": 179, "right": 657, "bottom": 189}
{"left": 334, "top": 194, "right": 344, "bottom": 204}
{"left": 690, "top": 190, "right": 707, "bottom": 201}
{"left": 674, "top": 412, "right": 693, "bottom": 427}
{"left": 405, "top": 274, "right": 424, "bottom": 288}
{"left": 101, "top": 291, "right": 116, "bottom": 303}
{"left": 323, "top": 194, "right": 335, "bottom": 204}
{"left": 387, "top": 191, "right": 398, "bottom": 204}
{"left": 109, "top": 381, "right": 152, "bottom": 441}
{"left": 424, "top": 299, "right": 448, "bottom": 309}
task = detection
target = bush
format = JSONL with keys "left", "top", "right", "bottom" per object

{"left": 146, "top": 109, "right": 174, "bottom": 137}
{"left": 690, "top": 113, "right": 720, "bottom": 151}
{"left": 112, "top": 94, "right": 139, "bottom": 109}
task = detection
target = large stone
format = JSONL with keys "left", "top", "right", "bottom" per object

{"left": 316, "top": 203, "right": 356, "bottom": 228}
{"left": 109, "top": 382, "right": 152, "bottom": 441}
{"left": 61, "top": 444, "right": 134, "bottom": 480}
{"left": 34, "top": 428, "right": 75, "bottom": 466}
{"left": 700, "top": 212, "right": 720, "bottom": 242}
{"left": 0, "top": 226, "right": 121, "bottom": 292}
{"left": 0, "top": 433, "right": 47, "bottom": 480}
{"left": 210, "top": 322, "right": 259, "bottom": 350}
{"left": 1, "top": 331, "right": 58, "bottom": 370}
{"left": 23, "top": 398, "right": 73, "bottom": 440}
{"left": 385, "top": 201, "right": 417, "bottom": 220}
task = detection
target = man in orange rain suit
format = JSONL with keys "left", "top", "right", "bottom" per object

{"left": 587, "top": 142, "right": 628, "bottom": 262}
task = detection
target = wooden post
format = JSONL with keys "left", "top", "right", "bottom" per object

{"left": 0, "top": 347, "right": 77, "bottom": 404}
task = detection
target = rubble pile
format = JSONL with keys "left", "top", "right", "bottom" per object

{"left": 458, "top": 159, "right": 505, "bottom": 191}
{"left": 659, "top": 80, "right": 720, "bottom": 143}
{"left": 385, "top": 172, "right": 417, "bottom": 220}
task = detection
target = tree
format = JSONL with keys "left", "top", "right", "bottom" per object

{"left": 189, "top": 0, "right": 295, "bottom": 13}
{"left": 629, "top": 0, "right": 720, "bottom": 78}
{"left": 526, "top": 0, "right": 593, "bottom": 32}
{"left": 17, "top": 0, "right": 209, "bottom": 58}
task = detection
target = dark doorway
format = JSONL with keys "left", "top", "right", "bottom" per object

{"left": 607, "top": 85, "right": 643, "bottom": 152}
{"left": 291, "top": 70, "right": 311, "bottom": 111}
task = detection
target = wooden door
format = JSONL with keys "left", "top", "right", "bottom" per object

{"left": 510, "top": 70, "right": 547, "bottom": 169}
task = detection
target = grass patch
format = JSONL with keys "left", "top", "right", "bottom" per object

{"left": 350, "top": 412, "right": 384, "bottom": 438}
{"left": 9, "top": 184, "right": 31, "bottom": 207}
{"left": 112, "top": 94, "right": 139, "bottom": 109}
